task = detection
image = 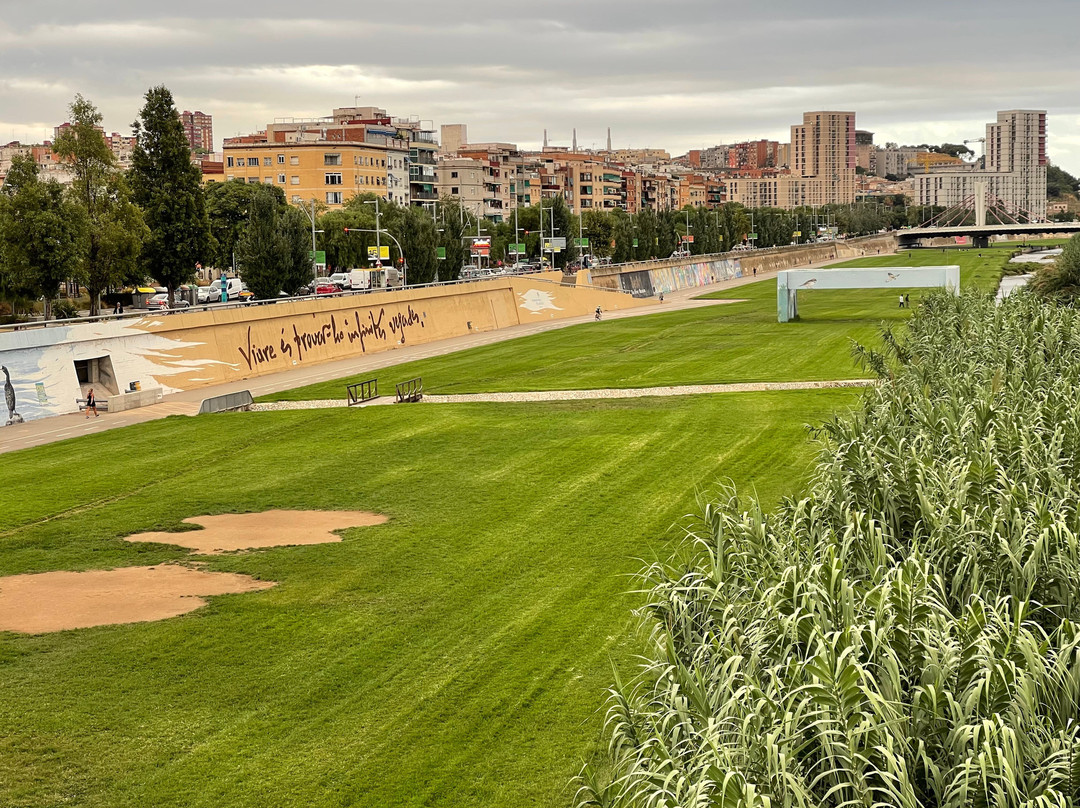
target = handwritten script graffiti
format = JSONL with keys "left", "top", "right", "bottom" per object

{"left": 237, "top": 305, "right": 426, "bottom": 370}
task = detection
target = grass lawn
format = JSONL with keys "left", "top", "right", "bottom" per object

{"left": 267, "top": 247, "right": 1009, "bottom": 401}
{"left": 0, "top": 389, "right": 858, "bottom": 808}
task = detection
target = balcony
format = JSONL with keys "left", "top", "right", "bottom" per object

{"left": 411, "top": 189, "right": 438, "bottom": 201}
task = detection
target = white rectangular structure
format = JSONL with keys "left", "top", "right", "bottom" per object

{"left": 777, "top": 266, "right": 960, "bottom": 322}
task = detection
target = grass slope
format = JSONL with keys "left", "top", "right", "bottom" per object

{"left": 0, "top": 390, "right": 857, "bottom": 808}
{"left": 268, "top": 247, "right": 1007, "bottom": 401}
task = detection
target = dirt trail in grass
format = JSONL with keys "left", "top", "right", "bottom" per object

{"left": 252, "top": 378, "right": 874, "bottom": 410}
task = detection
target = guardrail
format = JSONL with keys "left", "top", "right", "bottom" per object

{"left": 198, "top": 390, "right": 254, "bottom": 414}
{"left": 347, "top": 378, "right": 379, "bottom": 406}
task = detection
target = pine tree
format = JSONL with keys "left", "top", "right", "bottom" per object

{"left": 129, "top": 85, "right": 209, "bottom": 305}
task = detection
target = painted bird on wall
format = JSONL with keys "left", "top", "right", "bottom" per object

{"left": 2, "top": 366, "right": 23, "bottom": 425}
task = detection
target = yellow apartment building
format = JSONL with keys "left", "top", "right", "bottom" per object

{"left": 222, "top": 138, "right": 409, "bottom": 208}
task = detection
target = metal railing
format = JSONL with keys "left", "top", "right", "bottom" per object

{"left": 347, "top": 378, "right": 379, "bottom": 406}
{"left": 395, "top": 377, "right": 423, "bottom": 403}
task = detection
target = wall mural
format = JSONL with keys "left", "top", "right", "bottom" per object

{"left": 0, "top": 280, "right": 645, "bottom": 425}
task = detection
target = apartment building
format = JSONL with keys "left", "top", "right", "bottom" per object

{"left": 222, "top": 107, "right": 411, "bottom": 208}
{"left": 181, "top": 110, "right": 214, "bottom": 153}
{"left": 727, "top": 140, "right": 779, "bottom": 170}
{"left": 223, "top": 137, "right": 408, "bottom": 208}
{"left": 0, "top": 141, "right": 76, "bottom": 186}
{"left": 913, "top": 109, "right": 1047, "bottom": 220}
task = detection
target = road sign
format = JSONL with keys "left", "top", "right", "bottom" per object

{"left": 309, "top": 250, "right": 326, "bottom": 264}
{"left": 632, "top": 238, "right": 638, "bottom": 248}
{"left": 748, "top": 232, "right": 758, "bottom": 239}
{"left": 542, "top": 237, "right": 567, "bottom": 250}
{"left": 574, "top": 237, "right": 589, "bottom": 248}
{"left": 367, "top": 246, "right": 390, "bottom": 260}
{"left": 793, "top": 231, "right": 802, "bottom": 237}
{"left": 682, "top": 235, "right": 695, "bottom": 243}
{"left": 436, "top": 247, "right": 446, "bottom": 260}
{"left": 509, "top": 243, "right": 526, "bottom": 254}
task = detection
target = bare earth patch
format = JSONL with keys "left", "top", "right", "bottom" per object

{"left": 0, "top": 566, "right": 273, "bottom": 634}
{"left": 125, "top": 510, "right": 389, "bottom": 554}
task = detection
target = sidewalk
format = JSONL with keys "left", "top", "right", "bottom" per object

{"left": 0, "top": 262, "right": 802, "bottom": 455}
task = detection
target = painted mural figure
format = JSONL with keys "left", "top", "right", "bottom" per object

{"left": 2, "top": 366, "right": 23, "bottom": 426}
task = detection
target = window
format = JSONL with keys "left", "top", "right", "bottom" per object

{"left": 291, "top": 176, "right": 300, "bottom": 185}
{"left": 247, "top": 177, "right": 259, "bottom": 184}
{"left": 290, "top": 155, "right": 299, "bottom": 165}
{"left": 226, "top": 156, "right": 234, "bottom": 167}
{"left": 278, "top": 174, "right": 286, "bottom": 184}
{"left": 325, "top": 173, "right": 342, "bottom": 185}
{"left": 263, "top": 157, "right": 272, "bottom": 166}
{"left": 451, "top": 186, "right": 459, "bottom": 195}
{"left": 324, "top": 153, "right": 342, "bottom": 166}
{"left": 264, "top": 177, "right": 273, "bottom": 184}
{"left": 247, "top": 157, "right": 259, "bottom": 166}
{"left": 277, "top": 154, "right": 285, "bottom": 164}
{"left": 326, "top": 191, "right": 343, "bottom": 205}
{"left": 451, "top": 171, "right": 458, "bottom": 178}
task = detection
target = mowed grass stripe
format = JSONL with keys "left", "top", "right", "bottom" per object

{"left": 0, "top": 390, "right": 857, "bottom": 808}
{"left": 267, "top": 246, "right": 1012, "bottom": 401}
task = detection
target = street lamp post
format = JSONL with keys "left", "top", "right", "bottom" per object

{"left": 343, "top": 227, "right": 408, "bottom": 288}
{"left": 301, "top": 198, "right": 325, "bottom": 290}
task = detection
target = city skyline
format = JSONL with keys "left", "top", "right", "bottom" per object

{"left": 1, "top": 1, "right": 1079, "bottom": 174}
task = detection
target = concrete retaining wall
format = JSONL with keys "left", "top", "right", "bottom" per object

{"left": 589, "top": 233, "right": 900, "bottom": 295}
{"left": 0, "top": 277, "right": 647, "bottom": 423}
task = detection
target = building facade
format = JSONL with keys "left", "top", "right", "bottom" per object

{"left": 181, "top": 110, "right": 214, "bottom": 153}
{"left": 913, "top": 110, "right": 1047, "bottom": 220}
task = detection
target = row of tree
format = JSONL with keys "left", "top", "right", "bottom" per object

{"left": 0, "top": 82, "right": 964, "bottom": 319}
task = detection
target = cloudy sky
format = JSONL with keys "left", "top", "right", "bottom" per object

{"left": 2, "top": 0, "right": 1079, "bottom": 173}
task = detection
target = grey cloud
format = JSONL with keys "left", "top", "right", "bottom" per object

{"left": 1, "top": 1, "right": 1078, "bottom": 173}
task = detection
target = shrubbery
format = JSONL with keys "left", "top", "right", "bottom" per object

{"left": 581, "top": 291, "right": 1080, "bottom": 808}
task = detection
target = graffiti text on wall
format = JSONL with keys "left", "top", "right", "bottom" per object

{"left": 237, "top": 305, "right": 426, "bottom": 371}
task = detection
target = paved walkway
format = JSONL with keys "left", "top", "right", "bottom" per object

{"left": 251, "top": 379, "right": 873, "bottom": 411}
{"left": 0, "top": 260, "right": 823, "bottom": 455}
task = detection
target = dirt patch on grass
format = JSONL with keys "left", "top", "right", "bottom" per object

{"left": 125, "top": 510, "right": 388, "bottom": 554}
{"left": 0, "top": 565, "right": 274, "bottom": 634}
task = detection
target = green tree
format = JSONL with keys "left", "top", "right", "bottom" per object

{"left": 53, "top": 94, "right": 146, "bottom": 315}
{"left": 398, "top": 206, "right": 439, "bottom": 284}
{"left": 0, "top": 156, "right": 88, "bottom": 319}
{"left": 129, "top": 85, "right": 209, "bottom": 305}
{"left": 235, "top": 186, "right": 310, "bottom": 300}
{"left": 204, "top": 180, "right": 286, "bottom": 271}
{"left": 581, "top": 210, "right": 615, "bottom": 259}
{"left": 1047, "top": 163, "right": 1080, "bottom": 198}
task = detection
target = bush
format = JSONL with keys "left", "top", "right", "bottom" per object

{"left": 581, "top": 291, "right": 1080, "bottom": 808}
{"left": 1030, "top": 232, "right": 1080, "bottom": 299}
{"left": 51, "top": 299, "right": 79, "bottom": 320}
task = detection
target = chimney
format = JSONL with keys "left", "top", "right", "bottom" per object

{"left": 607, "top": 127, "right": 612, "bottom": 151}
{"left": 543, "top": 128, "right": 548, "bottom": 149}
{"left": 572, "top": 128, "right": 577, "bottom": 152}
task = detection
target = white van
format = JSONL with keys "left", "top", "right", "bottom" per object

{"left": 208, "top": 278, "right": 243, "bottom": 301}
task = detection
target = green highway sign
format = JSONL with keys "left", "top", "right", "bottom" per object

{"left": 748, "top": 233, "right": 758, "bottom": 239}
{"left": 632, "top": 238, "right": 638, "bottom": 248}
{"left": 574, "top": 238, "right": 589, "bottom": 247}
{"left": 309, "top": 250, "right": 326, "bottom": 264}
{"left": 509, "top": 243, "right": 526, "bottom": 254}
{"left": 436, "top": 247, "right": 446, "bottom": 260}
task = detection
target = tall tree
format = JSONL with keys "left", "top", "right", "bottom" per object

{"left": 398, "top": 206, "right": 439, "bottom": 284}
{"left": 129, "top": 85, "right": 209, "bottom": 305}
{"left": 0, "top": 156, "right": 88, "bottom": 319}
{"left": 204, "top": 179, "right": 283, "bottom": 271}
{"left": 53, "top": 94, "right": 146, "bottom": 315}
{"left": 235, "top": 186, "right": 310, "bottom": 300}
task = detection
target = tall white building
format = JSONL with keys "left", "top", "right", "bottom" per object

{"left": 914, "top": 110, "right": 1047, "bottom": 220}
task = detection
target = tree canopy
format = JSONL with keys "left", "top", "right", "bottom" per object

{"left": 129, "top": 85, "right": 209, "bottom": 303}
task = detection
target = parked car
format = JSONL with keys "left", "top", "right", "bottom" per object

{"left": 208, "top": 277, "right": 244, "bottom": 301}
{"left": 196, "top": 285, "right": 215, "bottom": 304}
{"left": 146, "top": 293, "right": 190, "bottom": 310}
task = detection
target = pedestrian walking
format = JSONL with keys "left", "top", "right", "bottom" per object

{"left": 85, "top": 388, "right": 99, "bottom": 418}
{"left": 904, "top": 294, "right": 910, "bottom": 308}
{"left": 898, "top": 295, "right": 905, "bottom": 309}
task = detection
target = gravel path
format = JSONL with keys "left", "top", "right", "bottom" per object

{"left": 251, "top": 379, "right": 874, "bottom": 411}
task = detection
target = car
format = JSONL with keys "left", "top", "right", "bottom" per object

{"left": 329, "top": 272, "right": 352, "bottom": 290}
{"left": 315, "top": 283, "right": 340, "bottom": 295}
{"left": 196, "top": 286, "right": 215, "bottom": 304}
{"left": 238, "top": 288, "right": 255, "bottom": 303}
{"left": 146, "top": 293, "right": 190, "bottom": 310}
{"left": 670, "top": 249, "right": 691, "bottom": 259}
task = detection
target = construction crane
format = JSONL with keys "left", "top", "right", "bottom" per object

{"left": 964, "top": 137, "right": 986, "bottom": 163}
